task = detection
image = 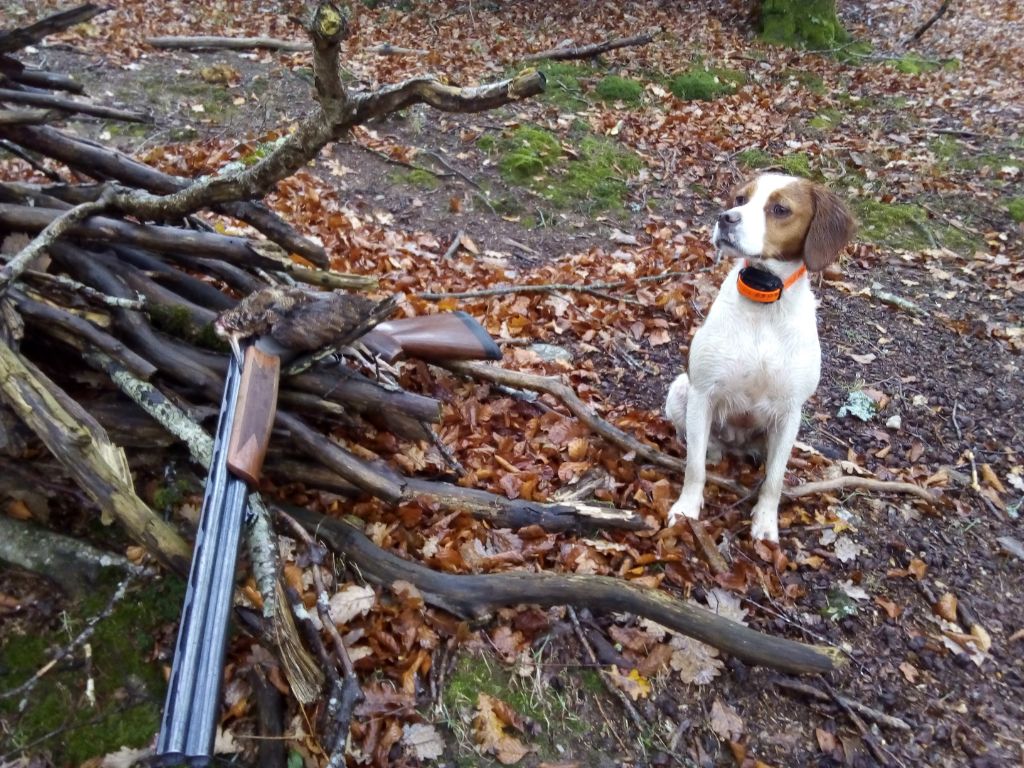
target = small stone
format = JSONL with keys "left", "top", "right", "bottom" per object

{"left": 886, "top": 414, "right": 902, "bottom": 430}
{"left": 528, "top": 343, "right": 573, "bottom": 363}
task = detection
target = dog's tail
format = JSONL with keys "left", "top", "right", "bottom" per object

{"left": 665, "top": 373, "right": 689, "bottom": 439}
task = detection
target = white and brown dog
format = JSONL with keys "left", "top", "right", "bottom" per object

{"left": 665, "top": 173, "right": 855, "bottom": 541}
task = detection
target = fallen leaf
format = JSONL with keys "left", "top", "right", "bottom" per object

{"left": 709, "top": 698, "right": 744, "bottom": 741}
{"left": 816, "top": 727, "right": 838, "bottom": 752}
{"left": 899, "top": 661, "right": 919, "bottom": 683}
{"left": 704, "top": 588, "right": 748, "bottom": 625}
{"left": 669, "top": 635, "right": 723, "bottom": 685}
{"left": 970, "top": 623, "right": 992, "bottom": 653}
{"left": 607, "top": 667, "right": 651, "bottom": 700}
{"left": 402, "top": 722, "right": 444, "bottom": 760}
{"left": 839, "top": 580, "right": 869, "bottom": 601}
{"left": 327, "top": 584, "right": 376, "bottom": 625}
{"left": 833, "top": 535, "right": 863, "bottom": 563}
{"left": 934, "top": 592, "right": 958, "bottom": 623}
{"left": 472, "top": 693, "right": 534, "bottom": 765}
{"left": 848, "top": 352, "right": 876, "bottom": 364}
{"left": 874, "top": 596, "right": 902, "bottom": 619}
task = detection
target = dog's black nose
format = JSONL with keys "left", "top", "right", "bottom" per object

{"left": 718, "top": 210, "right": 741, "bottom": 226}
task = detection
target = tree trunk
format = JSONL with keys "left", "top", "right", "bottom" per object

{"left": 757, "top": 0, "right": 849, "bottom": 48}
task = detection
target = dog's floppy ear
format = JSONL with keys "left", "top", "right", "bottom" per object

{"left": 804, "top": 185, "right": 855, "bottom": 272}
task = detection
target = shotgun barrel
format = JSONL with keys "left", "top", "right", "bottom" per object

{"left": 156, "top": 350, "right": 250, "bottom": 765}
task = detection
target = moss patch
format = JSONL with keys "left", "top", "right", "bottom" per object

{"left": 759, "top": 0, "right": 850, "bottom": 48}
{"left": 783, "top": 69, "right": 826, "bottom": 95}
{"left": 1, "top": 574, "right": 186, "bottom": 764}
{"left": 441, "top": 652, "right": 614, "bottom": 764}
{"left": 807, "top": 108, "right": 844, "bottom": 132}
{"left": 529, "top": 60, "right": 595, "bottom": 108}
{"left": 392, "top": 167, "right": 440, "bottom": 190}
{"left": 595, "top": 75, "right": 643, "bottom": 105}
{"left": 1007, "top": 197, "right": 1024, "bottom": 223}
{"left": 854, "top": 199, "right": 981, "bottom": 254}
{"left": 892, "top": 53, "right": 942, "bottom": 75}
{"left": 737, "top": 148, "right": 814, "bottom": 178}
{"left": 668, "top": 66, "right": 744, "bottom": 101}
{"left": 485, "top": 125, "right": 642, "bottom": 213}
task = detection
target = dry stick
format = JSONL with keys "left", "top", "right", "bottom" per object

{"left": 417, "top": 271, "right": 691, "bottom": 301}
{"left": 567, "top": 607, "right": 648, "bottom": 732}
{"left": 289, "top": 506, "right": 840, "bottom": 674}
{"left": 687, "top": 518, "right": 729, "bottom": 576}
{"left": 772, "top": 676, "right": 912, "bottom": 731}
{"left": 146, "top": 35, "right": 312, "bottom": 51}
{"left": 4, "top": 66, "right": 84, "bottom": 94}
{"left": 442, "top": 229, "right": 465, "bottom": 259}
{"left": 23, "top": 269, "right": 146, "bottom": 309}
{"left": 0, "top": 108, "right": 56, "bottom": 125}
{"left": 0, "top": 573, "right": 137, "bottom": 704}
{"left": 0, "top": 138, "right": 62, "bottom": 182}
{"left": 366, "top": 42, "right": 428, "bottom": 56}
{"left": 0, "top": 342, "right": 191, "bottom": 573}
{"left": 105, "top": 60, "right": 544, "bottom": 222}
{"left": 277, "top": 511, "right": 363, "bottom": 765}
{"left": 905, "top": 0, "right": 953, "bottom": 44}
{"left": 444, "top": 362, "right": 940, "bottom": 505}
{"left": 0, "top": 3, "right": 105, "bottom": 54}
{"left": 0, "top": 88, "right": 149, "bottom": 123}
{"left": 0, "top": 189, "right": 113, "bottom": 293}
{"left": 523, "top": 30, "right": 658, "bottom": 62}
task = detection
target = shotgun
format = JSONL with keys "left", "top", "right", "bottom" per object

{"left": 156, "top": 309, "right": 500, "bottom": 763}
{"left": 155, "top": 348, "right": 250, "bottom": 765}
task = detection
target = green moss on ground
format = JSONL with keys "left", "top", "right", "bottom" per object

{"left": 595, "top": 75, "right": 643, "bottom": 105}
{"left": 893, "top": 53, "right": 942, "bottom": 74}
{"left": 668, "top": 66, "right": 744, "bottom": 101}
{"left": 1007, "top": 197, "right": 1024, "bottom": 223}
{"left": 808, "top": 108, "right": 844, "bottom": 132}
{"left": 1, "top": 574, "right": 186, "bottom": 764}
{"left": 441, "top": 652, "right": 611, "bottom": 764}
{"left": 929, "top": 136, "right": 1021, "bottom": 175}
{"left": 854, "top": 199, "right": 981, "bottom": 254}
{"left": 759, "top": 0, "right": 850, "bottom": 48}
{"left": 782, "top": 69, "right": 826, "bottom": 94}
{"left": 482, "top": 125, "right": 642, "bottom": 213}
{"left": 529, "top": 60, "right": 595, "bottom": 108}
{"left": 391, "top": 167, "right": 440, "bottom": 190}
{"left": 737, "top": 149, "right": 814, "bottom": 178}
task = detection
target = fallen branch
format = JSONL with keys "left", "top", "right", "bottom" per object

{"left": 290, "top": 507, "right": 840, "bottom": 674}
{"left": 0, "top": 108, "right": 56, "bottom": 126}
{"left": 773, "top": 676, "right": 912, "bottom": 731}
{"left": 0, "top": 342, "right": 190, "bottom": 573}
{"left": 417, "top": 271, "right": 690, "bottom": 301}
{"left": 523, "top": 30, "right": 658, "bottom": 62}
{"left": 0, "top": 3, "right": 105, "bottom": 54}
{"left": 905, "top": 0, "right": 953, "bottom": 44}
{"left": 146, "top": 35, "right": 312, "bottom": 52}
{"left": 0, "top": 87, "right": 149, "bottom": 123}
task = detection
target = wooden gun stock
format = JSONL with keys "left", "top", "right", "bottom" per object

{"left": 226, "top": 344, "right": 279, "bottom": 485}
{"left": 360, "top": 312, "right": 501, "bottom": 363}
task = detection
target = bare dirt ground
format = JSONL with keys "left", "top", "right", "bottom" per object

{"left": 2, "top": 1, "right": 1023, "bottom": 766}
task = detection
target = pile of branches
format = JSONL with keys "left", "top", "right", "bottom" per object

{"left": 0, "top": 3, "right": 844, "bottom": 761}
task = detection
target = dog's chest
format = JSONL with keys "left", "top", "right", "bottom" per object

{"left": 689, "top": 283, "right": 821, "bottom": 403}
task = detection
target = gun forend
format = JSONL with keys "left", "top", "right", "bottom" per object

{"left": 361, "top": 311, "right": 501, "bottom": 363}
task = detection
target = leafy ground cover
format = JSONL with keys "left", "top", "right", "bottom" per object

{"left": 1, "top": 0, "right": 1022, "bottom": 766}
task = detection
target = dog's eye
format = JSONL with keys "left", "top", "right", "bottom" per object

{"left": 772, "top": 204, "right": 790, "bottom": 216}
{"left": 735, "top": 195, "right": 747, "bottom": 206}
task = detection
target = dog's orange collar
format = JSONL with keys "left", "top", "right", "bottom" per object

{"left": 737, "top": 260, "right": 806, "bottom": 303}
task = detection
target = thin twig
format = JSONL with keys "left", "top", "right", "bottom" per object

{"left": 442, "top": 229, "right": 465, "bottom": 259}
{"left": 24, "top": 269, "right": 146, "bottom": 309}
{"left": 418, "top": 271, "right": 690, "bottom": 301}
{"left": 773, "top": 676, "right": 912, "bottom": 731}
{"left": 1, "top": 574, "right": 137, "bottom": 704}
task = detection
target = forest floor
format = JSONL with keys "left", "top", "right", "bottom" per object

{"left": 1, "top": 1, "right": 1023, "bottom": 767}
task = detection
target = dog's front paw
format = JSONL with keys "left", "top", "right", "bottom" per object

{"left": 749, "top": 504, "right": 779, "bottom": 542}
{"left": 666, "top": 492, "right": 703, "bottom": 527}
